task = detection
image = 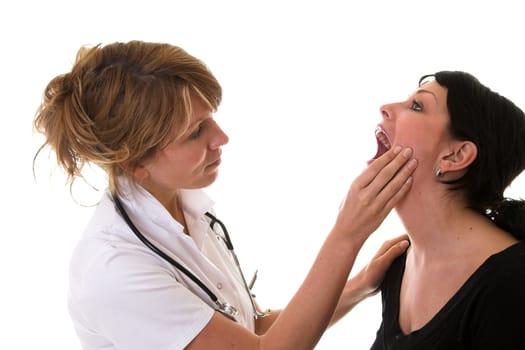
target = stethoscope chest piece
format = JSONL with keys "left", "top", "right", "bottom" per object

{"left": 216, "top": 301, "right": 239, "bottom": 321}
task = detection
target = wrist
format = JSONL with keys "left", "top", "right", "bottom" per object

{"left": 329, "top": 224, "right": 369, "bottom": 252}
{"left": 345, "top": 272, "right": 376, "bottom": 304}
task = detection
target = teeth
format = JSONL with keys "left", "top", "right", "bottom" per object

{"left": 375, "top": 127, "right": 391, "bottom": 149}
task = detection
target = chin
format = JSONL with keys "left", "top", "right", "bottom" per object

{"left": 198, "top": 172, "right": 220, "bottom": 189}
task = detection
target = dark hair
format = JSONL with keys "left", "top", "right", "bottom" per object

{"left": 419, "top": 71, "right": 525, "bottom": 240}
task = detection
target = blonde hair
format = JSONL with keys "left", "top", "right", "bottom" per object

{"left": 33, "top": 40, "right": 222, "bottom": 195}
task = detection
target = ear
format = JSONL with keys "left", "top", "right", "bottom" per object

{"left": 132, "top": 165, "right": 150, "bottom": 182}
{"left": 439, "top": 141, "right": 478, "bottom": 174}
{"left": 118, "top": 163, "right": 150, "bottom": 182}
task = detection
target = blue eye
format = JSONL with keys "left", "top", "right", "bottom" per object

{"left": 410, "top": 100, "right": 423, "bottom": 112}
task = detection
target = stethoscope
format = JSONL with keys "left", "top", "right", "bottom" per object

{"left": 112, "top": 194, "right": 267, "bottom": 321}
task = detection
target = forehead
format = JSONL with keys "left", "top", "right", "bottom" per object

{"left": 415, "top": 80, "right": 448, "bottom": 112}
{"left": 416, "top": 80, "right": 446, "bottom": 99}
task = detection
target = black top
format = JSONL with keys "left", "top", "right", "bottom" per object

{"left": 370, "top": 242, "right": 525, "bottom": 349}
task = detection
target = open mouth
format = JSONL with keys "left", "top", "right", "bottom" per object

{"left": 369, "top": 126, "right": 392, "bottom": 163}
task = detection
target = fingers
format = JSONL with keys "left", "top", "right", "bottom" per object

{"left": 368, "top": 147, "right": 415, "bottom": 192}
{"left": 355, "top": 146, "right": 407, "bottom": 189}
{"left": 376, "top": 235, "right": 410, "bottom": 263}
{"left": 334, "top": 146, "right": 417, "bottom": 243}
{"left": 375, "top": 157, "right": 417, "bottom": 211}
{"left": 372, "top": 234, "right": 409, "bottom": 259}
{"left": 369, "top": 235, "right": 410, "bottom": 274}
{"left": 370, "top": 238, "right": 409, "bottom": 282}
{"left": 354, "top": 146, "right": 417, "bottom": 215}
{"left": 349, "top": 235, "right": 410, "bottom": 299}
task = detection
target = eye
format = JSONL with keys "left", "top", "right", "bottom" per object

{"left": 188, "top": 124, "right": 203, "bottom": 140}
{"left": 410, "top": 99, "right": 423, "bottom": 112}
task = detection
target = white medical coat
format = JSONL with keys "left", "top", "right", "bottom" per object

{"left": 68, "top": 179, "right": 255, "bottom": 349}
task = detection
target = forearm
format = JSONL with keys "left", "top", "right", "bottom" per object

{"left": 329, "top": 273, "right": 371, "bottom": 326}
{"left": 257, "top": 148, "right": 414, "bottom": 348}
{"left": 329, "top": 234, "right": 410, "bottom": 326}
{"left": 258, "top": 228, "right": 365, "bottom": 349}
{"left": 188, "top": 148, "right": 415, "bottom": 349}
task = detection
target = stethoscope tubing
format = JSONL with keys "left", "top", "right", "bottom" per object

{"left": 112, "top": 194, "right": 267, "bottom": 321}
{"left": 112, "top": 194, "right": 220, "bottom": 304}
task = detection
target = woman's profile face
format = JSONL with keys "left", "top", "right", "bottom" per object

{"left": 136, "top": 95, "right": 229, "bottom": 198}
{"left": 375, "top": 80, "right": 452, "bottom": 177}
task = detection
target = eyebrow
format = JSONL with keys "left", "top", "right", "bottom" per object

{"left": 185, "top": 113, "right": 212, "bottom": 136}
{"left": 415, "top": 88, "right": 438, "bottom": 102}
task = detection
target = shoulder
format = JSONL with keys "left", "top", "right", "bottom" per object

{"left": 69, "top": 192, "right": 176, "bottom": 307}
{"left": 482, "top": 242, "right": 525, "bottom": 282}
{"left": 383, "top": 252, "right": 407, "bottom": 285}
{"left": 68, "top": 231, "right": 170, "bottom": 305}
{"left": 68, "top": 233, "right": 214, "bottom": 349}
{"left": 380, "top": 252, "right": 406, "bottom": 301}
{"left": 472, "top": 242, "right": 525, "bottom": 301}
{"left": 466, "top": 243, "right": 525, "bottom": 348}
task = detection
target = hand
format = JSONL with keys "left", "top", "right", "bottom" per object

{"left": 349, "top": 234, "right": 409, "bottom": 299}
{"left": 334, "top": 146, "right": 417, "bottom": 245}
{"left": 329, "top": 234, "right": 410, "bottom": 325}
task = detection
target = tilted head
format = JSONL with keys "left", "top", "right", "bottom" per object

{"left": 429, "top": 71, "right": 525, "bottom": 238}
{"left": 33, "top": 40, "right": 222, "bottom": 195}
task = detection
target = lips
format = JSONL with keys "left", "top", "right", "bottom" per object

{"left": 207, "top": 157, "right": 221, "bottom": 169}
{"left": 206, "top": 149, "right": 223, "bottom": 169}
{"left": 369, "top": 125, "right": 392, "bottom": 163}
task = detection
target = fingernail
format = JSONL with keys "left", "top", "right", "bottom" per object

{"left": 403, "top": 148, "right": 413, "bottom": 158}
{"left": 399, "top": 240, "right": 410, "bottom": 249}
{"left": 393, "top": 146, "right": 402, "bottom": 155}
{"left": 407, "top": 158, "right": 418, "bottom": 170}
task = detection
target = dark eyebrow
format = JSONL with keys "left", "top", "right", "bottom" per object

{"left": 415, "top": 88, "right": 437, "bottom": 102}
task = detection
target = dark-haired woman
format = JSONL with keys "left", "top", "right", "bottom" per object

{"left": 370, "top": 71, "right": 525, "bottom": 349}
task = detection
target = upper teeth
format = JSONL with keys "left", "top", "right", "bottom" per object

{"left": 375, "top": 127, "right": 391, "bottom": 149}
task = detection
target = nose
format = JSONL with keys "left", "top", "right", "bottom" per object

{"left": 379, "top": 103, "right": 394, "bottom": 121}
{"left": 209, "top": 120, "right": 229, "bottom": 150}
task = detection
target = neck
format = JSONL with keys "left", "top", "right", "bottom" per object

{"left": 396, "top": 183, "right": 518, "bottom": 266}
{"left": 396, "top": 183, "right": 482, "bottom": 262}
{"left": 168, "top": 194, "right": 188, "bottom": 234}
{"left": 139, "top": 181, "right": 188, "bottom": 234}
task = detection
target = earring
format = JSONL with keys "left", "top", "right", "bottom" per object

{"left": 435, "top": 168, "right": 443, "bottom": 177}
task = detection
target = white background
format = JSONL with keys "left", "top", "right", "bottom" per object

{"left": 2, "top": 0, "right": 525, "bottom": 349}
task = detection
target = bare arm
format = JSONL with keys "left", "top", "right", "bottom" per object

{"left": 186, "top": 146, "right": 417, "bottom": 350}
{"left": 330, "top": 234, "right": 410, "bottom": 325}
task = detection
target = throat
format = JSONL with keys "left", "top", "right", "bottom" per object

{"left": 176, "top": 211, "right": 189, "bottom": 235}
{"left": 169, "top": 198, "right": 189, "bottom": 235}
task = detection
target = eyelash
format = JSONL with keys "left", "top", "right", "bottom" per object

{"left": 189, "top": 124, "right": 204, "bottom": 140}
{"left": 410, "top": 99, "right": 423, "bottom": 112}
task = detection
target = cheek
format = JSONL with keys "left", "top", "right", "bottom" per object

{"left": 394, "top": 123, "right": 439, "bottom": 156}
{"left": 394, "top": 119, "right": 422, "bottom": 148}
{"left": 175, "top": 150, "right": 209, "bottom": 175}
{"left": 149, "top": 149, "right": 201, "bottom": 177}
